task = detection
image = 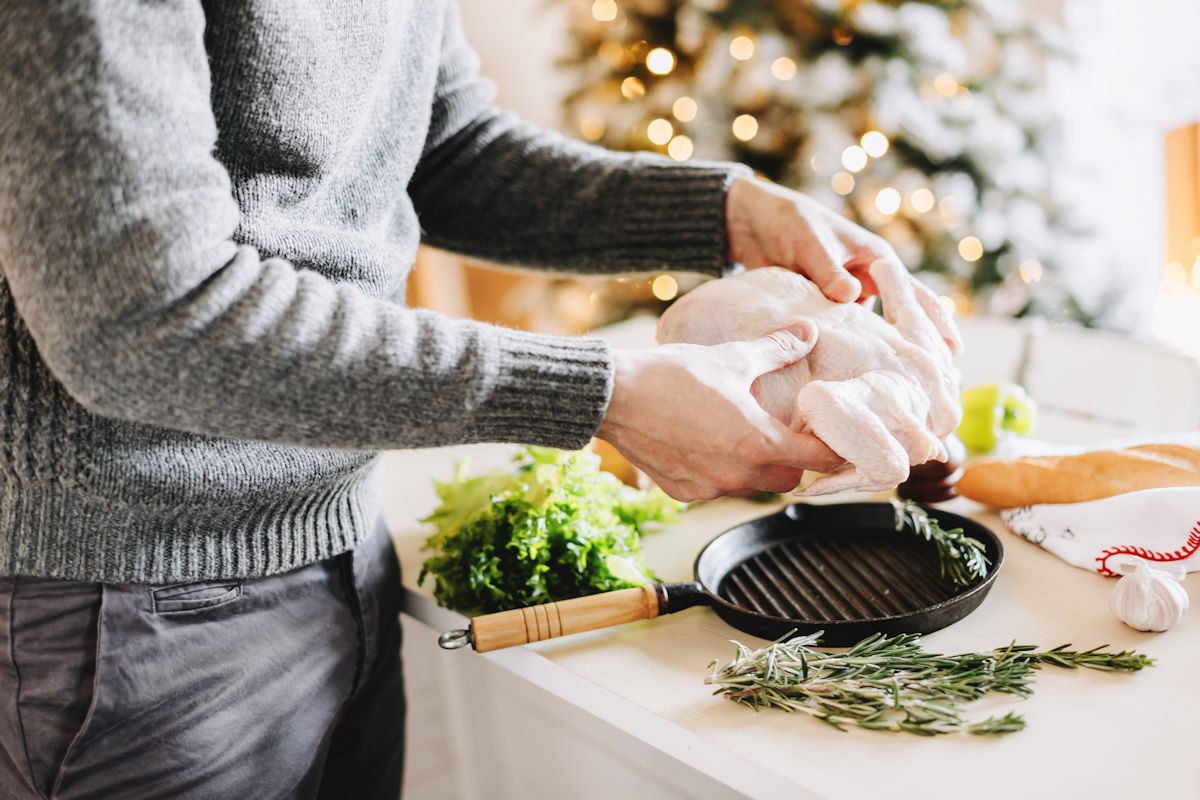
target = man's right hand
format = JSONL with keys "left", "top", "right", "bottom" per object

{"left": 597, "top": 321, "right": 844, "bottom": 502}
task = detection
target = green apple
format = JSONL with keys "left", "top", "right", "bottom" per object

{"left": 956, "top": 382, "right": 1037, "bottom": 454}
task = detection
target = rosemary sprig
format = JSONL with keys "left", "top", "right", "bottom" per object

{"left": 892, "top": 499, "right": 990, "bottom": 588}
{"left": 706, "top": 631, "right": 1152, "bottom": 737}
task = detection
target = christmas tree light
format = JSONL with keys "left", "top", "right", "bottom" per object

{"left": 672, "top": 96, "right": 697, "bottom": 121}
{"left": 561, "top": 0, "right": 1092, "bottom": 320}
{"left": 647, "top": 118, "right": 674, "bottom": 145}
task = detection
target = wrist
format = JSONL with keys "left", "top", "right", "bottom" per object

{"left": 725, "top": 175, "right": 754, "bottom": 232}
{"left": 598, "top": 349, "right": 638, "bottom": 442}
{"left": 724, "top": 175, "right": 772, "bottom": 269}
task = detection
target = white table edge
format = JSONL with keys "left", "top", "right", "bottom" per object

{"left": 399, "top": 588, "right": 820, "bottom": 800}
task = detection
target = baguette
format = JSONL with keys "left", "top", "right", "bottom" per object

{"left": 957, "top": 444, "right": 1200, "bottom": 507}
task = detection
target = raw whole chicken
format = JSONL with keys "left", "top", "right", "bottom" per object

{"left": 656, "top": 261, "right": 962, "bottom": 495}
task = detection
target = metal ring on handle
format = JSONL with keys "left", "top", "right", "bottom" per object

{"left": 438, "top": 628, "right": 473, "bottom": 650}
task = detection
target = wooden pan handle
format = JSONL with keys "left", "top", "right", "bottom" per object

{"left": 469, "top": 585, "right": 663, "bottom": 653}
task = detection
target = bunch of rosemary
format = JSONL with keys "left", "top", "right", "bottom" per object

{"left": 706, "top": 631, "right": 1153, "bottom": 736}
{"left": 892, "top": 499, "right": 990, "bottom": 588}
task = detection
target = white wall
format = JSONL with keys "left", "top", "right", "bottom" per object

{"left": 459, "top": 0, "right": 570, "bottom": 129}
{"left": 1051, "top": 0, "right": 1200, "bottom": 331}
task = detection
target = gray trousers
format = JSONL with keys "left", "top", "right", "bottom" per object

{"left": 0, "top": 522, "right": 405, "bottom": 799}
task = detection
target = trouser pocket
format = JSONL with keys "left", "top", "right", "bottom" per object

{"left": 150, "top": 580, "right": 243, "bottom": 614}
{"left": 53, "top": 562, "right": 359, "bottom": 800}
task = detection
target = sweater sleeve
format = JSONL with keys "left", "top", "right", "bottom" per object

{"left": 409, "top": 2, "right": 752, "bottom": 276}
{"left": 0, "top": 0, "right": 611, "bottom": 451}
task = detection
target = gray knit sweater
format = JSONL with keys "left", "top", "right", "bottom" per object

{"left": 0, "top": 0, "right": 744, "bottom": 583}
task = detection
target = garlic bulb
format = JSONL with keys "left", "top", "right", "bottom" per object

{"left": 1110, "top": 559, "right": 1190, "bottom": 632}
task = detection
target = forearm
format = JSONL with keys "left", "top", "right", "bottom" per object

{"left": 412, "top": 110, "right": 748, "bottom": 275}
{"left": 28, "top": 248, "right": 613, "bottom": 451}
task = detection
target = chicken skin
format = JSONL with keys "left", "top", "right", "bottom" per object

{"left": 656, "top": 262, "right": 961, "bottom": 494}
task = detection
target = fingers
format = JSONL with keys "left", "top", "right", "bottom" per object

{"left": 798, "top": 225, "right": 862, "bottom": 303}
{"left": 779, "top": 430, "right": 844, "bottom": 473}
{"left": 649, "top": 466, "right": 801, "bottom": 502}
{"left": 731, "top": 321, "right": 818, "bottom": 378}
{"left": 825, "top": 274, "right": 862, "bottom": 304}
{"left": 739, "top": 465, "right": 808, "bottom": 495}
{"left": 847, "top": 262, "right": 880, "bottom": 299}
{"left": 746, "top": 409, "right": 845, "bottom": 473}
{"left": 609, "top": 408, "right": 837, "bottom": 502}
{"left": 623, "top": 458, "right": 714, "bottom": 503}
{"left": 663, "top": 417, "right": 843, "bottom": 501}
{"left": 606, "top": 329, "right": 845, "bottom": 502}
{"left": 729, "top": 180, "right": 863, "bottom": 302}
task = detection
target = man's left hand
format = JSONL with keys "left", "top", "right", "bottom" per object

{"left": 725, "top": 175, "right": 963, "bottom": 355}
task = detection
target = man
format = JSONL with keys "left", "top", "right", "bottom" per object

{"left": 0, "top": 1, "right": 960, "bottom": 797}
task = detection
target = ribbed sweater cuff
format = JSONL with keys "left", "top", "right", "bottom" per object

{"left": 473, "top": 328, "right": 614, "bottom": 449}
{"left": 612, "top": 159, "right": 753, "bottom": 277}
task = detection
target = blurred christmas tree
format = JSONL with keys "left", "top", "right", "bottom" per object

{"left": 562, "top": 0, "right": 1091, "bottom": 320}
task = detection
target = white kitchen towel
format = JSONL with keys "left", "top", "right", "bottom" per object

{"left": 1001, "top": 488, "right": 1200, "bottom": 576}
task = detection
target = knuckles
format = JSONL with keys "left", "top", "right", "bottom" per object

{"left": 869, "top": 237, "right": 902, "bottom": 265}
{"left": 732, "top": 435, "right": 770, "bottom": 465}
{"left": 679, "top": 486, "right": 723, "bottom": 503}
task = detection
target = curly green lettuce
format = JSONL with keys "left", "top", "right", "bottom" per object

{"left": 418, "top": 447, "right": 681, "bottom": 614}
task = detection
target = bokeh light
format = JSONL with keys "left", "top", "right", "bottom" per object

{"left": 645, "top": 47, "right": 676, "bottom": 75}
{"left": 591, "top": 0, "right": 618, "bottom": 22}
{"left": 731, "top": 114, "right": 759, "bottom": 141}
{"left": 860, "top": 130, "right": 890, "bottom": 158}
{"left": 934, "top": 73, "right": 960, "bottom": 97}
{"left": 578, "top": 115, "right": 605, "bottom": 141}
{"left": 841, "top": 145, "right": 868, "bottom": 172}
{"left": 958, "top": 236, "right": 984, "bottom": 262}
{"left": 646, "top": 118, "right": 673, "bottom": 145}
{"left": 771, "top": 57, "right": 797, "bottom": 81}
{"left": 909, "top": 188, "right": 935, "bottom": 213}
{"left": 729, "top": 35, "right": 755, "bottom": 61}
{"left": 651, "top": 274, "right": 679, "bottom": 300}
{"left": 672, "top": 96, "right": 698, "bottom": 122}
{"left": 668, "top": 135, "right": 694, "bottom": 161}
{"left": 875, "top": 187, "right": 901, "bottom": 215}
{"left": 1018, "top": 259, "right": 1044, "bottom": 284}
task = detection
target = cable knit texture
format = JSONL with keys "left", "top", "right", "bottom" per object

{"left": 0, "top": 0, "right": 746, "bottom": 583}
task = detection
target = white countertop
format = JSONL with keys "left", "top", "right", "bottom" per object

{"left": 383, "top": 317, "right": 1200, "bottom": 799}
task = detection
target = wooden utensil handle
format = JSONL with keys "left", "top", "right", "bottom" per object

{"left": 470, "top": 585, "right": 664, "bottom": 653}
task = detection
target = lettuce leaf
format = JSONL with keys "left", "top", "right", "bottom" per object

{"left": 418, "top": 447, "right": 681, "bottom": 614}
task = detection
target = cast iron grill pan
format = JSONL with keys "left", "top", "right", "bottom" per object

{"left": 442, "top": 502, "right": 1004, "bottom": 652}
{"left": 691, "top": 502, "right": 1003, "bottom": 644}
{"left": 719, "top": 531, "right": 954, "bottom": 621}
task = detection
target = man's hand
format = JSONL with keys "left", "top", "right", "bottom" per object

{"left": 597, "top": 322, "right": 843, "bottom": 502}
{"left": 726, "top": 176, "right": 963, "bottom": 355}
